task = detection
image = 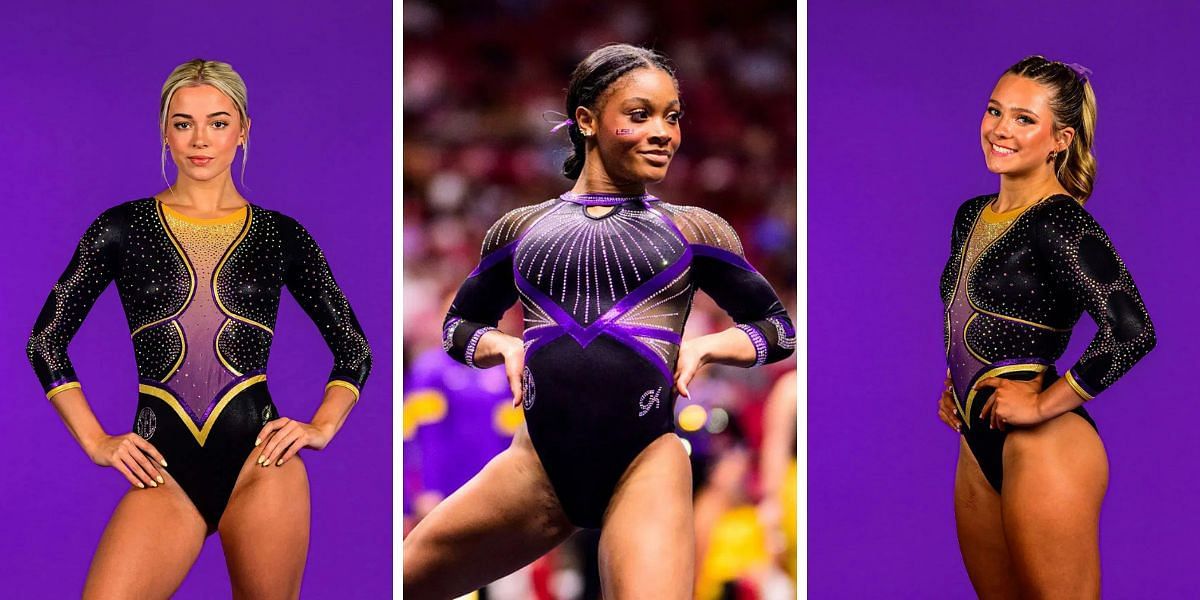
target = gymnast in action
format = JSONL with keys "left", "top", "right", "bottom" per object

{"left": 938, "top": 56, "right": 1155, "bottom": 598}
{"left": 402, "top": 43, "right": 795, "bottom": 598}
{"left": 26, "top": 59, "right": 371, "bottom": 598}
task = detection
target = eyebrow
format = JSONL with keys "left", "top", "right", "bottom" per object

{"left": 170, "top": 111, "right": 233, "bottom": 119}
{"left": 987, "top": 99, "right": 1038, "bottom": 116}
{"left": 623, "top": 97, "right": 682, "bottom": 108}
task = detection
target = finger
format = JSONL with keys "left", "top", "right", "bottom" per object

{"left": 974, "top": 377, "right": 1004, "bottom": 391}
{"left": 676, "top": 364, "right": 695, "bottom": 398}
{"left": 276, "top": 430, "right": 308, "bottom": 466}
{"left": 120, "top": 451, "right": 155, "bottom": 488}
{"left": 127, "top": 442, "right": 164, "bottom": 486}
{"left": 268, "top": 429, "right": 304, "bottom": 466}
{"left": 978, "top": 394, "right": 997, "bottom": 424}
{"left": 259, "top": 421, "right": 295, "bottom": 466}
{"left": 255, "top": 417, "right": 290, "bottom": 447}
{"left": 506, "top": 359, "right": 523, "bottom": 408}
{"left": 991, "top": 397, "right": 1004, "bottom": 430}
{"left": 130, "top": 436, "right": 168, "bottom": 469}
{"left": 112, "top": 460, "right": 143, "bottom": 489}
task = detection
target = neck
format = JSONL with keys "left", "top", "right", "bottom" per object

{"left": 572, "top": 154, "right": 646, "bottom": 196}
{"left": 158, "top": 173, "right": 245, "bottom": 211}
{"left": 996, "top": 168, "right": 1068, "bottom": 212}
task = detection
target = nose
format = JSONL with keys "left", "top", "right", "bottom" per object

{"left": 648, "top": 117, "right": 672, "bottom": 145}
{"left": 988, "top": 117, "right": 1011, "bottom": 139}
{"left": 190, "top": 126, "right": 209, "bottom": 149}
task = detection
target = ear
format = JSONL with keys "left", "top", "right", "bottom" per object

{"left": 574, "top": 106, "right": 596, "bottom": 137}
{"left": 1055, "top": 126, "right": 1075, "bottom": 153}
{"left": 241, "top": 117, "right": 252, "bottom": 144}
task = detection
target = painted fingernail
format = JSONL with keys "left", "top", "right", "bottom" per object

{"left": 276, "top": 459, "right": 283, "bottom": 466}
{"left": 255, "top": 438, "right": 261, "bottom": 447}
{"left": 150, "top": 481, "right": 158, "bottom": 488}
{"left": 137, "top": 483, "right": 145, "bottom": 489}
{"left": 160, "top": 459, "right": 168, "bottom": 467}
{"left": 156, "top": 476, "right": 164, "bottom": 484}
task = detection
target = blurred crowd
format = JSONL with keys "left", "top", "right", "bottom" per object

{"left": 403, "top": 1, "right": 797, "bottom": 598}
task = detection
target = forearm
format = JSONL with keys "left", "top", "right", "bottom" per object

{"left": 1037, "top": 377, "right": 1086, "bottom": 421}
{"left": 697, "top": 326, "right": 758, "bottom": 367}
{"left": 49, "top": 388, "right": 110, "bottom": 459}
{"left": 468, "top": 329, "right": 523, "bottom": 369}
{"left": 310, "top": 385, "right": 359, "bottom": 442}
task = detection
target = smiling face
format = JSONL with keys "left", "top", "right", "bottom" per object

{"left": 980, "top": 73, "right": 1073, "bottom": 177}
{"left": 164, "top": 84, "right": 247, "bottom": 183}
{"left": 578, "top": 67, "right": 682, "bottom": 185}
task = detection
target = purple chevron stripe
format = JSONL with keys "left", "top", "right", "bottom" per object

{"left": 692, "top": 244, "right": 757, "bottom": 272}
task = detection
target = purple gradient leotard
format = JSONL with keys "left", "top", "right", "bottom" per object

{"left": 444, "top": 191, "right": 794, "bottom": 527}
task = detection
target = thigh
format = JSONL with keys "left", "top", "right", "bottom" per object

{"left": 598, "top": 432, "right": 694, "bottom": 600}
{"left": 218, "top": 446, "right": 311, "bottom": 600}
{"left": 402, "top": 424, "right": 577, "bottom": 600}
{"left": 954, "top": 437, "right": 1020, "bottom": 600}
{"left": 84, "top": 470, "right": 207, "bottom": 600}
{"left": 1002, "top": 412, "right": 1107, "bottom": 599}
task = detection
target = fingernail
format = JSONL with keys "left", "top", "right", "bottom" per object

{"left": 137, "top": 483, "right": 145, "bottom": 489}
{"left": 150, "top": 481, "right": 158, "bottom": 488}
{"left": 255, "top": 438, "right": 261, "bottom": 447}
{"left": 156, "top": 476, "right": 164, "bottom": 484}
{"left": 160, "top": 459, "right": 168, "bottom": 467}
{"left": 276, "top": 459, "right": 283, "bottom": 466}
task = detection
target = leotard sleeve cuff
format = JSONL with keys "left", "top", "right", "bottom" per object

{"left": 736, "top": 324, "right": 769, "bottom": 367}
{"left": 465, "top": 326, "right": 497, "bottom": 369}
{"left": 45, "top": 379, "right": 81, "bottom": 400}
{"left": 1064, "top": 368, "right": 1098, "bottom": 402}
{"left": 325, "top": 379, "right": 362, "bottom": 401}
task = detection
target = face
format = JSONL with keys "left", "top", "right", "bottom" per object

{"left": 164, "top": 84, "right": 247, "bottom": 182}
{"left": 578, "top": 67, "right": 682, "bottom": 184}
{"left": 980, "top": 73, "right": 1073, "bottom": 177}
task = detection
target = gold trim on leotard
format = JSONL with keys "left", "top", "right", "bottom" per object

{"left": 962, "top": 363, "right": 1049, "bottom": 429}
{"left": 45, "top": 381, "right": 82, "bottom": 400}
{"left": 325, "top": 379, "right": 361, "bottom": 400}
{"left": 211, "top": 206, "right": 275, "bottom": 335}
{"left": 1064, "top": 370, "right": 1095, "bottom": 402}
{"left": 139, "top": 374, "right": 268, "bottom": 446}
{"left": 130, "top": 202, "right": 198, "bottom": 337}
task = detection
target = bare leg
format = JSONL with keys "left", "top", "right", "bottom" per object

{"left": 954, "top": 437, "right": 1020, "bottom": 600}
{"left": 83, "top": 470, "right": 207, "bottom": 599}
{"left": 1002, "top": 412, "right": 1107, "bottom": 599}
{"left": 598, "top": 433, "right": 694, "bottom": 600}
{"left": 403, "top": 424, "right": 578, "bottom": 600}
{"left": 218, "top": 447, "right": 312, "bottom": 600}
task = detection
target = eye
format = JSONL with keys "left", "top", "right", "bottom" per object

{"left": 629, "top": 109, "right": 649, "bottom": 122}
{"left": 212, "top": 121, "right": 229, "bottom": 129}
{"left": 667, "top": 111, "right": 682, "bottom": 125}
{"left": 1016, "top": 115, "right": 1034, "bottom": 124}
{"left": 986, "top": 107, "right": 1000, "bottom": 117}
{"left": 172, "top": 121, "right": 191, "bottom": 130}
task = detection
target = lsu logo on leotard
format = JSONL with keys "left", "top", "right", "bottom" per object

{"left": 521, "top": 366, "right": 536, "bottom": 410}
{"left": 135, "top": 407, "right": 157, "bottom": 440}
{"left": 638, "top": 387, "right": 663, "bottom": 417}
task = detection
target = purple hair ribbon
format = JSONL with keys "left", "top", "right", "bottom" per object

{"left": 550, "top": 118, "right": 574, "bottom": 133}
{"left": 1065, "top": 62, "right": 1092, "bottom": 82}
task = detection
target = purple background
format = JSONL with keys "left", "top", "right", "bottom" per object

{"left": 0, "top": 3, "right": 391, "bottom": 597}
{"left": 810, "top": 2, "right": 1198, "bottom": 597}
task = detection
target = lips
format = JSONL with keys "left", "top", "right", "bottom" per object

{"left": 188, "top": 156, "right": 214, "bottom": 166}
{"left": 639, "top": 150, "right": 671, "bottom": 165}
{"left": 988, "top": 142, "right": 1016, "bottom": 156}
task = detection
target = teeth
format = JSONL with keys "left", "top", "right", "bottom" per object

{"left": 991, "top": 143, "right": 1015, "bottom": 154}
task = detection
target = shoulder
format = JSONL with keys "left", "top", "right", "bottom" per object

{"left": 953, "top": 194, "right": 994, "bottom": 224}
{"left": 481, "top": 198, "right": 560, "bottom": 255}
{"left": 655, "top": 201, "right": 743, "bottom": 254}
{"left": 1026, "top": 194, "right": 1099, "bottom": 233}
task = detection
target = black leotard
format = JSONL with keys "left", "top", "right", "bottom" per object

{"left": 444, "top": 191, "right": 794, "bottom": 527}
{"left": 27, "top": 197, "right": 372, "bottom": 531}
{"left": 941, "top": 194, "right": 1155, "bottom": 491}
